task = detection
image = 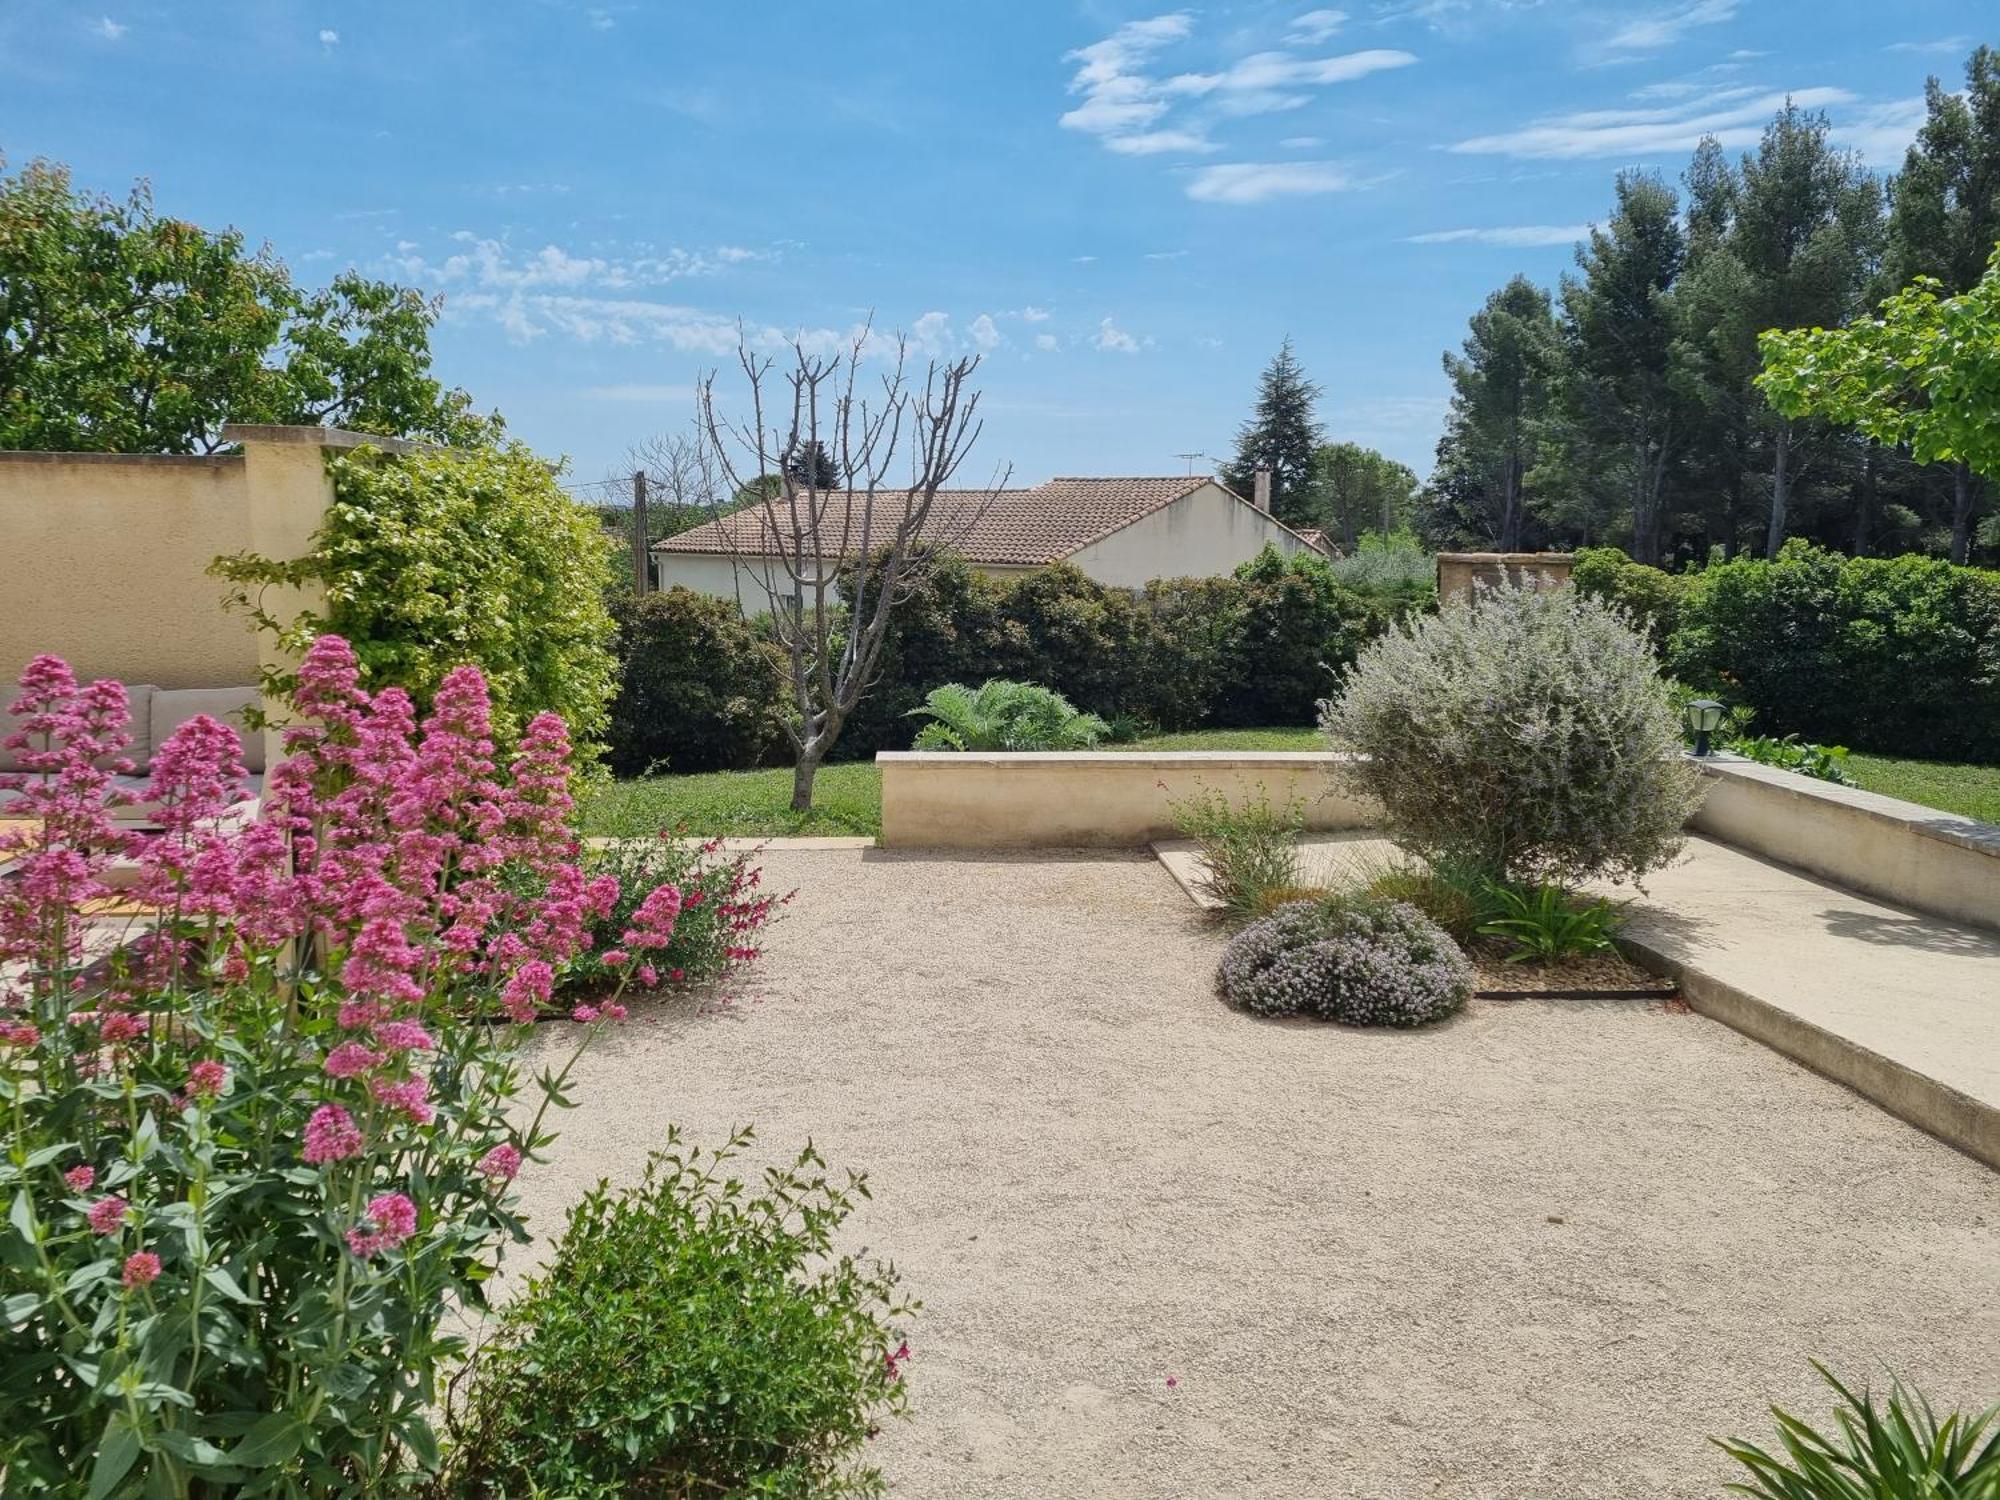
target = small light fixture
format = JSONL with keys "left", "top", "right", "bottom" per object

{"left": 1685, "top": 698, "right": 1726, "bottom": 757}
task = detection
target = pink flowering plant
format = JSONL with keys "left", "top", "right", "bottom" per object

{"left": 0, "top": 638, "right": 672, "bottom": 1496}
{"left": 562, "top": 831, "right": 788, "bottom": 1000}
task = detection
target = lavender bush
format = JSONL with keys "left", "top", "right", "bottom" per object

{"left": 1322, "top": 585, "right": 1702, "bottom": 887}
{"left": 1216, "top": 898, "right": 1474, "bottom": 1027}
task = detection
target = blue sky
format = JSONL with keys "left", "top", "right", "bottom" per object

{"left": 1, "top": 1, "right": 1988, "bottom": 488}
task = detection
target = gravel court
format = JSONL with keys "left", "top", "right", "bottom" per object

{"left": 518, "top": 847, "right": 2000, "bottom": 1499}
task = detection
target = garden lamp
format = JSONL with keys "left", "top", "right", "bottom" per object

{"left": 1685, "top": 698, "right": 1725, "bottom": 757}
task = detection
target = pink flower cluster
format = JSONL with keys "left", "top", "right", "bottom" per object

{"left": 345, "top": 1192, "right": 418, "bottom": 1258}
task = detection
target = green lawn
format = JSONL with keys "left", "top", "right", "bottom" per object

{"left": 1842, "top": 753, "right": 2000, "bottom": 826}
{"left": 583, "top": 762, "right": 883, "bottom": 838}
{"left": 1113, "top": 726, "right": 1323, "bottom": 751}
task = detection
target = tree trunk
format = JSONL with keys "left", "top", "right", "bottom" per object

{"left": 1950, "top": 462, "right": 1975, "bottom": 566}
{"left": 1498, "top": 458, "right": 1522, "bottom": 552}
{"left": 1765, "top": 419, "right": 1790, "bottom": 560}
{"left": 791, "top": 746, "right": 825, "bottom": 812}
{"left": 1852, "top": 444, "right": 1876, "bottom": 558}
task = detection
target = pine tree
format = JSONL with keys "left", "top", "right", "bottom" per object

{"left": 1560, "top": 172, "right": 1687, "bottom": 565}
{"left": 1223, "top": 338, "right": 1322, "bottom": 525}
{"left": 1439, "top": 276, "right": 1562, "bottom": 551}
{"left": 1313, "top": 442, "right": 1418, "bottom": 551}
{"left": 1884, "top": 45, "right": 2000, "bottom": 562}
{"left": 782, "top": 438, "right": 842, "bottom": 490}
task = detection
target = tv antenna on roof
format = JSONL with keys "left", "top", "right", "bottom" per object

{"left": 1174, "top": 451, "right": 1213, "bottom": 476}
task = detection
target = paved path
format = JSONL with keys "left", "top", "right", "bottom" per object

{"left": 522, "top": 848, "right": 2000, "bottom": 1500}
{"left": 1158, "top": 833, "right": 2000, "bottom": 1169}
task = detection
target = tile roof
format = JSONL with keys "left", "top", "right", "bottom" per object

{"left": 651, "top": 476, "right": 1219, "bottom": 566}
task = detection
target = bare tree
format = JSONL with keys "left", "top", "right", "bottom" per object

{"left": 698, "top": 325, "right": 1007, "bottom": 811}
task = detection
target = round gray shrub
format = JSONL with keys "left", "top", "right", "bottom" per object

{"left": 1320, "top": 585, "right": 1703, "bottom": 887}
{"left": 1216, "top": 899, "right": 1474, "bottom": 1027}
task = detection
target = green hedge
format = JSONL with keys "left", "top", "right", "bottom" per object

{"left": 1570, "top": 545, "right": 1688, "bottom": 643}
{"left": 608, "top": 547, "right": 1382, "bottom": 770}
{"left": 1667, "top": 543, "right": 2000, "bottom": 763}
{"left": 606, "top": 588, "right": 789, "bottom": 776}
{"left": 215, "top": 442, "right": 619, "bottom": 752}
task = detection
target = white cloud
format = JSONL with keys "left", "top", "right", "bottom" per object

{"left": 1034, "top": 333, "right": 1061, "bottom": 351}
{"left": 1830, "top": 97, "right": 1928, "bottom": 166}
{"left": 1060, "top": 14, "right": 1414, "bottom": 158}
{"left": 1073, "top": 254, "right": 1099, "bottom": 264}
{"left": 909, "top": 310, "right": 953, "bottom": 354}
{"left": 583, "top": 383, "right": 696, "bottom": 403}
{"left": 392, "top": 235, "right": 771, "bottom": 292}
{"left": 1280, "top": 135, "right": 1324, "bottom": 148}
{"left": 1286, "top": 9, "right": 1347, "bottom": 44}
{"left": 968, "top": 313, "right": 1003, "bottom": 352}
{"left": 1601, "top": 0, "right": 1737, "bottom": 54}
{"left": 1020, "top": 306, "right": 1051, "bottom": 323}
{"left": 1407, "top": 224, "right": 1590, "bottom": 246}
{"left": 1093, "top": 317, "right": 1140, "bottom": 353}
{"left": 1885, "top": 36, "right": 1969, "bottom": 56}
{"left": 95, "top": 16, "right": 126, "bottom": 39}
{"left": 318, "top": 27, "right": 338, "bottom": 45}
{"left": 1450, "top": 85, "right": 1853, "bottom": 159}
{"left": 1144, "top": 249, "right": 1191, "bottom": 260}
{"left": 1185, "top": 160, "right": 1357, "bottom": 203}
{"left": 1105, "top": 128, "right": 1220, "bottom": 155}
{"left": 586, "top": 7, "right": 614, "bottom": 29}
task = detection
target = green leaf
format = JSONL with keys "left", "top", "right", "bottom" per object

{"left": 220, "top": 1412, "right": 307, "bottom": 1468}
{"left": 86, "top": 1415, "right": 142, "bottom": 1500}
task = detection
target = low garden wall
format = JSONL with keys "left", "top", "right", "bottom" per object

{"left": 877, "top": 750, "right": 1378, "bottom": 848}
{"left": 1688, "top": 755, "right": 2000, "bottom": 933}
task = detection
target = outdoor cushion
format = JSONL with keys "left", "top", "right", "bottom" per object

{"left": 0, "top": 682, "right": 157, "bottom": 773}
{"left": 149, "top": 686, "right": 264, "bottom": 773}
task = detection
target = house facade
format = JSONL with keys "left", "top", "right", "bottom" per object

{"left": 650, "top": 476, "right": 1313, "bottom": 605}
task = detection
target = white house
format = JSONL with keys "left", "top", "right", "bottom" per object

{"left": 650, "top": 475, "right": 1316, "bottom": 605}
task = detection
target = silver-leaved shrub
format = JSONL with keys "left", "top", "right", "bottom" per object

{"left": 1322, "top": 585, "right": 1702, "bottom": 887}
{"left": 1216, "top": 899, "right": 1473, "bottom": 1026}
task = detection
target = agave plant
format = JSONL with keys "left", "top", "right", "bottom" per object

{"left": 1715, "top": 1364, "right": 2000, "bottom": 1499}
{"left": 907, "top": 679, "right": 1110, "bottom": 751}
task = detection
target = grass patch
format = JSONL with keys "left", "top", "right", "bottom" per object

{"left": 583, "top": 762, "right": 883, "bottom": 838}
{"left": 1842, "top": 753, "right": 2000, "bottom": 825}
{"left": 1116, "top": 726, "right": 1321, "bottom": 751}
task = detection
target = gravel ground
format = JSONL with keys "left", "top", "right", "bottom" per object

{"left": 517, "top": 848, "right": 2000, "bottom": 1500}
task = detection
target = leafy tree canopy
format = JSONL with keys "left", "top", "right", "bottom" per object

{"left": 0, "top": 157, "right": 498, "bottom": 453}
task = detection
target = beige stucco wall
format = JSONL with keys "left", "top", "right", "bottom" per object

{"left": 1435, "top": 552, "right": 1575, "bottom": 603}
{"left": 1064, "top": 482, "right": 1305, "bottom": 588}
{"left": 652, "top": 550, "right": 1036, "bottom": 609}
{"left": 0, "top": 451, "right": 262, "bottom": 690}
{"left": 1689, "top": 756, "right": 2000, "bottom": 932}
{"left": 879, "top": 750, "right": 1377, "bottom": 847}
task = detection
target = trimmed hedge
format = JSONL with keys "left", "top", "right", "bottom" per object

{"left": 1667, "top": 543, "right": 2000, "bottom": 764}
{"left": 1570, "top": 545, "right": 1688, "bottom": 643}
{"left": 606, "top": 588, "right": 789, "bottom": 775}
{"left": 604, "top": 548, "right": 1383, "bottom": 772}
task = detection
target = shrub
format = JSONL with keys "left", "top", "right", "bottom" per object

{"left": 1327, "top": 530, "right": 1437, "bottom": 617}
{"left": 992, "top": 564, "right": 1153, "bottom": 721}
{"left": 1727, "top": 733, "right": 1853, "bottom": 785}
{"left": 1714, "top": 1363, "right": 2000, "bottom": 1500}
{"left": 1216, "top": 897, "right": 1474, "bottom": 1026}
{"left": 1668, "top": 542, "right": 2000, "bottom": 763}
{"left": 1476, "top": 882, "right": 1623, "bottom": 963}
{"left": 1169, "top": 784, "right": 1305, "bottom": 925}
{"left": 443, "top": 1128, "right": 915, "bottom": 1499}
{"left": 565, "top": 833, "right": 785, "bottom": 997}
{"left": 1570, "top": 545, "right": 1687, "bottom": 643}
{"left": 1351, "top": 852, "right": 1503, "bottom": 947}
{"left": 1134, "top": 576, "right": 1246, "bottom": 731}
{"left": 1324, "top": 586, "right": 1702, "bottom": 887}
{"left": 1216, "top": 546, "right": 1378, "bottom": 727}
{"left": 0, "top": 640, "right": 672, "bottom": 1492}
{"left": 606, "top": 588, "right": 789, "bottom": 775}
{"left": 908, "top": 679, "right": 1108, "bottom": 750}
{"left": 216, "top": 442, "right": 620, "bottom": 753}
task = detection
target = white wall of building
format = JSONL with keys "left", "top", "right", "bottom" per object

{"left": 1064, "top": 483, "right": 1304, "bottom": 588}
{"left": 652, "top": 482, "right": 1301, "bottom": 603}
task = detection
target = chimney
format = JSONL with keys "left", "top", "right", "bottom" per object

{"left": 1252, "top": 465, "right": 1272, "bottom": 513}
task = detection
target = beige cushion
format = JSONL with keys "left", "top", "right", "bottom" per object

{"left": 149, "top": 687, "right": 264, "bottom": 774}
{"left": 0, "top": 681, "right": 156, "bottom": 772}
